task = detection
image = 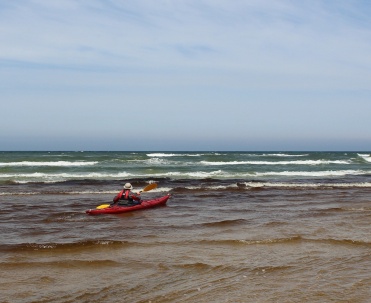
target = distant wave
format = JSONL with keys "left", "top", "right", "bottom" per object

{"left": 149, "top": 153, "right": 309, "bottom": 157}
{"left": 261, "top": 153, "right": 309, "bottom": 157}
{"left": 0, "top": 172, "right": 131, "bottom": 183}
{"left": 147, "top": 153, "right": 202, "bottom": 157}
{"left": 254, "top": 170, "right": 367, "bottom": 177}
{"left": 201, "top": 160, "right": 350, "bottom": 165}
{"left": 3, "top": 180, "right": 371, "bottom": 195}
{"left": 242, "top": 181, "right": 371, "bottom": 188}
{"left": 0, "top": 161, "right": 98, "bottom": 167}
{"left": 157, "top": 169, "right": 369, "bottom": 180}
{"left": 358, "top": 153, "right": 371, "bottom": 162}
{"left": 0, "top": 172, "right": 131, "bottom": 179}
{"left": 176, "top": 181, "right": 371, "bottom": 191}
{"left": 1, "top": 169, "right": 369, "bottom": 183}
{"left": 1, "top": 171, "right": 227, "bottom": 183}
{"left": 136, "top": 158, "right": 175, "bottom": 165}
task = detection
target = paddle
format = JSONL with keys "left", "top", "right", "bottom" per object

{"left": 96, "top": 183, "right": 158, "bottom": 209}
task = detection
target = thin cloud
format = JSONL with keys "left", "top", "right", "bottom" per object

{"left": 1, "top": 1, "right": 371, "bottom": 150}
{"left": 1, "top": 1, "right": 370, "bottom": 71}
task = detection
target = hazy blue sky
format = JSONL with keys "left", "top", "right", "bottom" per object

{"left": 1, "top": 0, "right": 370, "bottom": 151}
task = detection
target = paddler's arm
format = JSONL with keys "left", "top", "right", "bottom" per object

{"left": 132, "top": 192, "right": 141, "bottom": 201}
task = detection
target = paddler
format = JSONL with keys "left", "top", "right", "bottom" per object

{"left": 112, "top": 183, "right": 141, "bottom": 206}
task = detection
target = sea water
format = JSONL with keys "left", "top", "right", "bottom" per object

{"left": 0, "top": 151, "right": 370, "bottom": 302}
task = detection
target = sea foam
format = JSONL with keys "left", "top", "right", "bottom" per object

{"left": 200, "top": 160, "right": 350, "bottom": 165}
{"left": 0, "top": 161, "right": 98, "bottom": 167}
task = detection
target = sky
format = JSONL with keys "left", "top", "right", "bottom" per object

{"left": 1, "top": 0, "right": 371, "bottom": 151}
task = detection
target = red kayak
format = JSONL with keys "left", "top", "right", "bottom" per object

{"left": 86, "top": 194, "right": 170, "bottom": 215}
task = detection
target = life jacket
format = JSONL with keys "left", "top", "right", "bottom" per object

{"left": 122, "top": 189, "right": 132, "bottom": 201}
{"left": 113, "top": 189, "right": 132, "bottom": 203}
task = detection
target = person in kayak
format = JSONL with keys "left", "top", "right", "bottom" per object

{"left": 112, "top": 183, "right": 141, "bottom": 206}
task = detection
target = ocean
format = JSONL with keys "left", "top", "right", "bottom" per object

{"left": 0, "top": 151, "right": 370, "bottom": 302}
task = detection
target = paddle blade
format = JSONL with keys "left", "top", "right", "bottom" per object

{"left": 96, "top": 204, "right": 110, "bottom": 209}
{"left": 142, "top": 183, "right": 157, "bottom": 192}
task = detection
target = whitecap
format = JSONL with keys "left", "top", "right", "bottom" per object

{"left": 0, "top": 161, "right": 98, "bottom": 167}
{"left": 358, "top": 153, "right": 371, "bottom": 162}
{"left": 200, "top": 160, "right": 350, "bottom": 165}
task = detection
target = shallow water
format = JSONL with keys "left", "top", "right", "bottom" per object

{"left": 1, "top": 152, "right": 370, "bottom": 302}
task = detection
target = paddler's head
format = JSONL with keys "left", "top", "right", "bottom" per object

{"left": 123, "top": 183, "right": 133, "bottom": 190}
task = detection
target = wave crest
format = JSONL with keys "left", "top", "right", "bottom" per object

{"left": 0, "top": 161, "right": 97, "bottom": 167}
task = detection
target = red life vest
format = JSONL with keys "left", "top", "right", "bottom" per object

{"left": 123, "top": 189, "right": 130, "bottom": 200}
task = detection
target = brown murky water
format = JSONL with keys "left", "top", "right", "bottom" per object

{"left": 1, "top": 182, "right": 370, "bottom": 303}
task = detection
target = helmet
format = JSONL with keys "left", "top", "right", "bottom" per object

{"left": 123, "top": 183, "right": 133, "bottom": 190}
